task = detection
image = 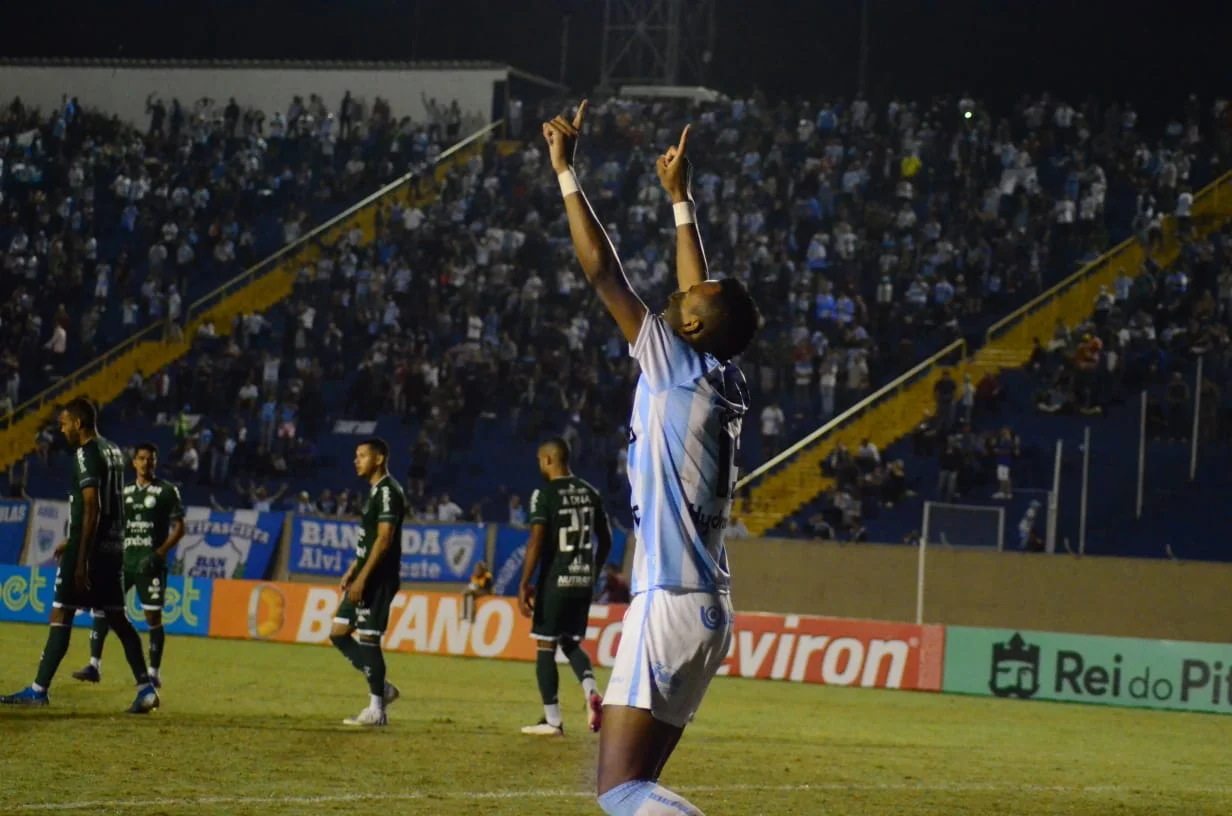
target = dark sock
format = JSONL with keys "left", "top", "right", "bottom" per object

{"left": 331, "top": 632, "right": 366, "bottom": 673}
{"left": 108, "top": 614, "right": 151, "bottom": 686}
{"left": 148, "top": 625, "right": 165, "bottom": 671}
{"left": 89, "top": 613, "right": 109, "bottom": 661}
{"left": 360, "top": 640, "right": 386, "bottom": 697}
{"left": 563, "top": 641, "right": 596, "bottom": 687}
{"left": 34, "top": 624, "right": 73, "bottom": 689}
{"left": 536, "top": 647, "right": 559, "bottom": 705}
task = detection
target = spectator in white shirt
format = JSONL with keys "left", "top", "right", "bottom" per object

{"left": 436, "top": 493, "right": 464, "bottom": 522}
{"left": 760, "top": 403, "right": 786, "bottom": 458}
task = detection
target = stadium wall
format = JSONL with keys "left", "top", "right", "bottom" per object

{"left": 726, "top": 538, "right": 1232, "bottom": 643}
{"left": 0, "top": 60, "right": 505, "bottom": 127}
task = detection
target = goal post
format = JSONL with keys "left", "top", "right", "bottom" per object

{"left": 921, "top": 502, "right": 1006, "bottom": 551}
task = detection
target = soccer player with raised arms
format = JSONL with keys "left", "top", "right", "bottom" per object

{"left": 73, "top": 442, "right": 185, "bottom": 687}
{"left": 543, "top": 104, "right": 760, "bottom": 814}
{"left": 517, "top": 437, "right": 612, "bottom": 736}
{"left": 1, "top": 398, "right": 160, "bottom": 713}
{"left": 330, "top": 438, "right": 406, "bottom": 727}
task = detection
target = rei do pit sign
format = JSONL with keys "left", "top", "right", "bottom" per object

{"left": 208, "top": 579, "right": 945, "bottom": 692}
{"left": 944, "top": 626, "right": 1232, "bottom": 715}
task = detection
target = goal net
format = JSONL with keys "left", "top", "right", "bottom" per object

{"left": 922, "top": 502, "right": 1006, "bottom": 550}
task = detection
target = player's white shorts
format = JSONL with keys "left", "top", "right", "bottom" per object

{"left": 997, "top": 465, "right": 1011, "bottom": 482}
{"left": 605, "top": 588, "right": 733, "bottom": 729}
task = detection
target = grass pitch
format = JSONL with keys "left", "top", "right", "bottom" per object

{"left": 0, "top": 622, "right": 1230, "bottom": 815}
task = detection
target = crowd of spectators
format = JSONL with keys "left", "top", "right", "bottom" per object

{"left": 10, "top": 86, "right": 1232, "bottom": 540}
{"left": 0, "top": 88, "right": 468, "bottom": 421}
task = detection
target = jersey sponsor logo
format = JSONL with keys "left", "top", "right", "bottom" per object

{"left": 688, "top": 502, "right": 729, "bottom": 531}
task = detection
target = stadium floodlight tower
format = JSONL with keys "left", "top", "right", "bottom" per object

{"left": 598, "top": 0, "right": 716, "bottom": 92}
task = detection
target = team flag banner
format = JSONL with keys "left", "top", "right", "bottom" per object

{"left": 491, "top": 524, "right": 630, "bottom": 597}
{"left": 0, "top": 499, "right": 30, "bottom": 564}
{"left": 208, "top": 579, "right": 945, "bottom": 691}
{"left": 0, "top": 565, "right": 213, "bottom": 636}
{"left": 289, "top": 517, "right": 484, "bottom": 582}
{"left": 24, "top": 500, "right": 69, "bottom": 567}
{"left": 944, "top": 626, "right": 1232, "bottom": 715}
{"left": 169, "top": 507, "right": 285, "bottom": 580}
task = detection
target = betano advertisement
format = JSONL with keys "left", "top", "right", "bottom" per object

{"left": 208, "top": 580, "right": 946, "bottom": 691}
{"left": 944, "top": 626, "right": 1232, "bottom": 715}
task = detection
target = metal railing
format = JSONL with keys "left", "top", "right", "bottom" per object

{"left": 984, "top": 169, "right": 1232, "bottom": 351}
{"left": 736, "top": 338, "right": 967, "bottom": 492}
{"left": 0, "top": 119, "right": 506, "bottom": 433}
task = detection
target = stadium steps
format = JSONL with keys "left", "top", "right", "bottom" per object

{"left": 742, "top": 170, "right": 1232, "bottom": 537}
{"left": 0, "top": 128, "right": 513, "bottom": 472}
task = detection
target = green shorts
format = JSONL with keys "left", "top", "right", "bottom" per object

{"left": 123, "top": 550, "right": 169, "bottom": 611}
{"left": 333, "top": 576, "right": 400, "bottom": 638}
{"left": 531, "top": 588, "right": 591, "bottom": 642}
{"left": 53, "top": 546, "right": 125, "bottom": 611}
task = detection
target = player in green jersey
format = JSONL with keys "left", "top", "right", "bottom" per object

{"left": 518, "top": 437, "right": 612, "bottom": 736}
{"left": 72, "top": 442, "right": 184, "bottom": 688}
{"left": 0, "top": 398, "right": 159, "bottom": 713}
{"left": 331, "top": 438, "right": 407, "bottom": 727}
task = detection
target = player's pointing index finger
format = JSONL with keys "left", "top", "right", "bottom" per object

{"left": 676, "top": 124, "right": 690, "bottom": 155}
{"left": 572, "top": 99, "right": 588, "bottom": 129}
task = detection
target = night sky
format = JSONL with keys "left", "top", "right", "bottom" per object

{"left": 3, "top": 0, "right": 1223, "bottom": 121}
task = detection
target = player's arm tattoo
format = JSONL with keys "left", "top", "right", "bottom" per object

{"left": 520, "top": 524, "right": 546, "bottom": 589}
{"left": 593, "top": 504, "right": 613, "bottom": 570}
{"left": 357, "top": 521, "right": 397, "bottom": 583}
{"left": 560, "top": 182, "right": 648, "bottom": 344}
{"left": 158, "top": 518, "right": 186, "bottom": 559}
{"left": 79, "top": 486, "right": 100, "bottom": 558}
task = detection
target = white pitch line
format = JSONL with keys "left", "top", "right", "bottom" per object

{"left": 11, "top": 782, "right": 1232, "bottom": 812}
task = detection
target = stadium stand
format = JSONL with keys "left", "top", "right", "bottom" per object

{"left": 5, "top": 89, "right": 1232, "bottom": 560}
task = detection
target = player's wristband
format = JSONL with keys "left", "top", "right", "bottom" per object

{"left": 673, "top": 201, "right": 696, "bottom": 227}
{"left": 558, "top": 168, "right": 580, "bottom": 198}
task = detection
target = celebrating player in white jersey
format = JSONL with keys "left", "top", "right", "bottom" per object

{"left": 543, "top": 103, "right": 761, "bottom": 816}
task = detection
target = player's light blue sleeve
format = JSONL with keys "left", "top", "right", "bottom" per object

{"left": 629, "top": 314, "right": 709, "bottom": 393}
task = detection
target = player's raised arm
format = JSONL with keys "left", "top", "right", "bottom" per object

{"left": 544, "top": 101, "right": 648, "bottom": 344}
{"left": 656, "top": 125, "right": 709, "bottom": 291}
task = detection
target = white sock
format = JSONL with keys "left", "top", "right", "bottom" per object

{"left": 544, "top": 703, "right": 562, "bottom": 727}
{"left": 31, "top": 682, "right": 46, "bottom": 693}
{"left": 369, "top": 693, "right": 384, "bottom": 711}
{"left": 149, "top": 667, "right": 159, "bottom": 678}
{"left": 90, "top": 657, "right": 101, "bottom": 670}
{"left": 582, "top": 677, "right": 599, "bottom": 698}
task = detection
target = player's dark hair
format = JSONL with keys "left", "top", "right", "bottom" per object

{"left": 361, "top": 437, "right": 390, "bottom": 462}
{"left": 699, "top": 278, "right": 763, "bottom": 362}
{"left": 63, "top": 397, "right": 98, "bottom": 429}
{"left": 135, "top": 442, "right": 159, "bottom": 458}
{"left": 542, "top": 437, "right": 572, "bottom": 465}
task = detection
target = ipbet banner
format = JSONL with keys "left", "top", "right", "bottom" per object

{"left": 944, "top": 626, "right": 1232, "bottom": 715}
{"left": 0, "top": 565, "right": 212, "bottom": 635}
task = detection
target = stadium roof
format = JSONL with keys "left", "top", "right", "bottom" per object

{"left": 0, "top": 58, "right": 569, "bottom": 91}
